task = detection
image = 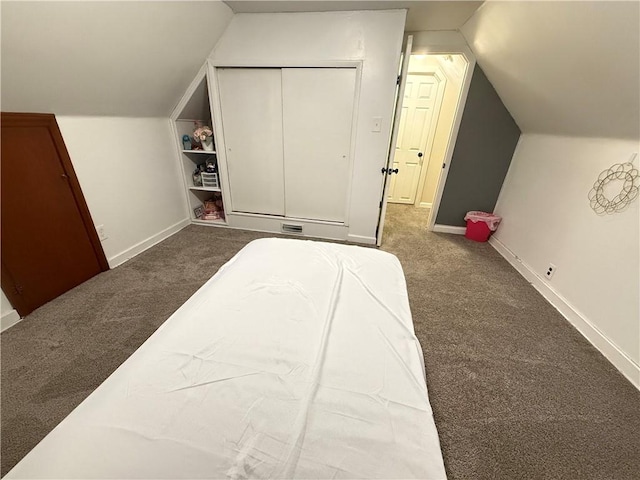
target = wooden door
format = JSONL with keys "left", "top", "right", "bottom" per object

{"left": 1, "top": 113, "right": 108, "bottom": 317}
{"left": 217, "top": 68, "right": 285, "bottom": 216}
{"left": 388, "top": 73, "right": 441, "bottom": 204}
{"left": 282, "top": 68, "right": 356, "bottom": 223}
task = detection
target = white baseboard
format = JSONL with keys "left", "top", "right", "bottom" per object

{"left": 489, "top": 236, "right": 640, "bottom": 390}
{"left": 347, "top": 234, "right": 377, "bottom": 245}
{"left": 418, "top": 202, "right": 432, "bottom": 209}
{"left": 432, "top": 224, "right": 466, "bottom": 235}
{"left": 1, "top": 309, "right": 22, "bottom": 332}
{"left": 108, "top": 218, "right": 190, "bottom": 268}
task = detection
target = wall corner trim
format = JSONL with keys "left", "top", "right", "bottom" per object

{"left": 489, "top": 235, "right": 640, "bottom": 390}
{"left": 432, "top": 224, "right": 466, "bottom": 235}
{"left": 1, "top": 309, "right": 22, "bottom": 332}
{"left": 108, "top": 218, "right": 190, "bottom": 268}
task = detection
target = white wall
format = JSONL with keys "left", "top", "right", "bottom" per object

{"left": 492, "top": 134, "right": 640, "bottom": 386}
{"left": 57, "top": 117, "right": 190, "bottom": 267}
{"left": 1, "top": 290, "right": 21, "bottom": 331}
{"left": 1, "top": 291, "right": 13, "bottom": 318}
{"left": 211, "top": 10, "right": 406, "bottom": 242}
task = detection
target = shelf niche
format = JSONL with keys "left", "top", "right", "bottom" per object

{"left": 172, "top": 65, "right": 226, "bottom": 226}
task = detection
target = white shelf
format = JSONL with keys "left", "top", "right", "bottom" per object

{"left": 189, "top": 186, "right": 221, "bottom": 192}
{"left": 182, "top": 150, "right": 216, "bottom": 154}
{"left": 193, "top": 218, "right": 227, "bottom": 226}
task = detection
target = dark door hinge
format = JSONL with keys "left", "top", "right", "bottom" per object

{"left": 442, "top": 163, "right": 446, "bottom": 169}
{"left": 397, "top": 75, "right": 401, "bottom": 85}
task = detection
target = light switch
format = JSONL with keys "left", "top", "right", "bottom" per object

{"left": 372, "top": 116, "right": 382, "bottom": 133}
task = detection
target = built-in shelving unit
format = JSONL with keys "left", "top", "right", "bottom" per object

{"left": 171, "top": 66, "right": 226, "bottom": 225}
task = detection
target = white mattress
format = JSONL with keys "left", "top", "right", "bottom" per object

{"left": 7, "top": 238, "right": 446, "bottom": 479}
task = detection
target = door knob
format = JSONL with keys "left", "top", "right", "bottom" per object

{"left": 417, "top": 152, "right": 423, "bottom": 157}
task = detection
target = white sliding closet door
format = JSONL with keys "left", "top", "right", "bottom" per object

{"left": 282, "top": 68, "right": 356, "bottom": 223}
{"left": 218, "top": 68, "right": 284, "bottom": 216}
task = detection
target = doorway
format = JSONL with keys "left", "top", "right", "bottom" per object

{"left": 380, "top": 53, "right": 470, "bottom": 242}
{"left": 387, "top": 70, "right": 445, "bottom": 205}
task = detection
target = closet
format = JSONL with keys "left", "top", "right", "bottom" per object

{"left": 217, "top": 67, "right": 356, "bottom": 223}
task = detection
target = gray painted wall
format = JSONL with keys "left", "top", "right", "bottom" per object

{"left": 435, "top": 65, "right": 521, "bottom": 226}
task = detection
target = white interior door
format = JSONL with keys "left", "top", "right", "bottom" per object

{"left": 218, "top": 68, "right": 284, "bottom": 216}
{"left": 282, "top": 68, "right": 356, "bottom": 222}
{"left": 387, "top": 73, "right": 439, "bottom": 204}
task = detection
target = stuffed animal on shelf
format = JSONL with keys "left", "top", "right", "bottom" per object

{"left": 203, "top": 192, "right": 225, "bottom": 220}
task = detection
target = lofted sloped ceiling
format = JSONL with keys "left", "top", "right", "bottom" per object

{"left": 461, "top": 1, "right": 640, "bottom": 140}
{"left": 1, "top": 1, "right": 233, "bottom": 117}
{"left": 5, "top": 0, "right": 635, "bottom": 141}
{"left": 224, "top": 1, "right": 483, "bottom": 30}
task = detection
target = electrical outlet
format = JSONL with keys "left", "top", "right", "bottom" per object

{"left": 545, "top": 263, "right": 556, "bottom": 280}
{"left": 97, "top": 224, "right": 108, "bottom": 242}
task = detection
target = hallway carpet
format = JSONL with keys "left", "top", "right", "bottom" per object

{"left": 2, "top": 207, "right": 639, "bottom": 478}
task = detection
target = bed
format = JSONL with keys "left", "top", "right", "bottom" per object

{"left": 6, "top": 238, "right": 446, "bottom": 479}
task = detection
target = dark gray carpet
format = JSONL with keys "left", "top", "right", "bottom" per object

{"left": 2, "top": 205, "right": 639, "bottom": 479}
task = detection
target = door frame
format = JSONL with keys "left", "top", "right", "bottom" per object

{"left": 376, "top": 37, "right": 476, "bottom": 242}
{"left": 422, "top": 47, "right": 475, "bottom": 231}
{"left": 376, "top": 35, "right": 413, "bottom": 245}
{"left": 0, "top": 113, "right": 109, "bottom": 316}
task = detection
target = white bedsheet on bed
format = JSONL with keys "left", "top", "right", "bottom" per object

{"left": 7, "top": 238, "right": 446, "bottom": 479}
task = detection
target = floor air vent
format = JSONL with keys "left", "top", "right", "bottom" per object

{"left": 282, "top": 223, "right": 303, "bottom": 234}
